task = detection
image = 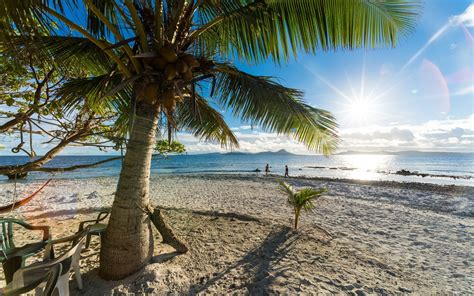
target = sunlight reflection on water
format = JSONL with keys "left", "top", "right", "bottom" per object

{"left": 342, "top": 154, "right": 394, "bottom": 180}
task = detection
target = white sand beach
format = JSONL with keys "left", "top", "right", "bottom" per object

{"left": 0, "top": 174, "right": 472, "bottom": 294}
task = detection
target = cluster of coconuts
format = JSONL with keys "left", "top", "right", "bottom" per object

{"left": 137, "top": 46, "right": 201, "bottom": 111}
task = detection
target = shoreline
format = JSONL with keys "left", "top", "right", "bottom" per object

{"left": 2, "top": 171, "right": 474, "bottom": 190}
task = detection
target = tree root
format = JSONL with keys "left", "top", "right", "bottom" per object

{"left": 147, "top": 205, "right": 189, "bottom": 253}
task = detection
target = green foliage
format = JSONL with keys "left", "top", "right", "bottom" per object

{"left": 155, "top": 140, "right": 186, "bottom": 155}
{"left": 0, "top": 0, "right": 422, "bottom": 155}
{"left": 195, "top": 0, "right": 421, "bottom": 64}
{"left": 176, "top": 93, "right": 238, "bottom": 148}
{"left": 279, "top": 181, "right": 327, "bottom": 229}
{"left": 215, "top": 63, "right": 338, "bottom": 154}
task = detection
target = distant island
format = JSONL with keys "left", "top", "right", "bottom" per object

{"left": 334, "top": 150, "right": 474, "bottom": 156}
{"left": 187, "top": 149, "right": 473, "bottom": 156}
{"left": 225, "top": 149, "right": 295, "bottom": 156}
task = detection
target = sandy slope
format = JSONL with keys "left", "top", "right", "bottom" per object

{"left": 0, "top": 174, "right": 472, "bottom": 294}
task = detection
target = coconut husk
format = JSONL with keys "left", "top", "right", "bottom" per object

{"left": 145, "top": 84, "right": 160, "bottom": 104}
{"left": 182, "top": 54, "right": 200, "bottom": 68}
{"left": 176, "top": 59, "right": 188, "bottom": 74}
{"left": 164, "top": 64, "right": 178, "bottom": 81}
{"left": 152, "top": 57, "right": 167, "bottom": 70}
{"left": 159, "top": 47, "right": 178, "bottom": 63}
{"left": 182, "top": 69, "right": 193, "bottom": 81}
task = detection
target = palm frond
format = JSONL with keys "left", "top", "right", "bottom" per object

{"left": 0, "top": 0, "right": 77, "bottom": 37}
{"left": 56, "top": 73, "right": 130, "bottom": 114}
{"left": 1, "top": 35, "right": 114, "bottom": 75}
{"left": 195, "top": 0, "right": 421, "bottom": 63}
{"left": 295, "top": 187, "right": 327, "bottom": 211}
{"left": 214, "top": 64, "right": 339, "bottom": 154}
{"left": 85, "top": 0, "right": 119, "bottom": 38}
{"left": 279, "top": 181, "right": 295, "bottom": 197}
{"left": 175, "top": 93, "right": 239, "bottom": 148}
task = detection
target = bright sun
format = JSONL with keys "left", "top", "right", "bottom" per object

{"left": 348, "top": 98, "right": 372, "bottom": 122}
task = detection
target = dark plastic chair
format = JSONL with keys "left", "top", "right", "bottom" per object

{"left": 0, "top": 218, "right": 51, "bottom": 283}
{"left": 77, "top": 210, "right": 109, "bottom": 248}
{"left": 0, "top": 262, "right": 62, "bottom": 296}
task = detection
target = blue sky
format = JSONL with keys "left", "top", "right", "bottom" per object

{"left": 1, "top": 1, "right": 473, "bottom": 155}
{"left": 196, "top": 0, "right": 474, "bottom": 154}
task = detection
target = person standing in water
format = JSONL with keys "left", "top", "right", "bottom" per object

{"left": 265, "top": 164, "right": 270, "bottom": 176}
{"left": 285, "top": 165, "right": 289, "bottom": 178}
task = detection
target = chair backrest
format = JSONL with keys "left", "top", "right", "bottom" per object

{"left": 13, "top": 233, "right": 87, "bottom": 285}
{"left": 42, "top": 263, "right": 63, "bottom": 296}
{"left": 0, "top": 220, "right": 15, "bottom": 250}
{"left": 0, "top": 218, "right": 35, "bottom": 251}
{"left": 45, "top": 235, "right": 86, "bottom": 270}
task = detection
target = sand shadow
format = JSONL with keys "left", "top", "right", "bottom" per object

{"left": 188, "top": 226, "right": 298, "bottom": 294}
{"left": 161, "top": 206, "right": 261, "bottom": 222}
{"left": 151, "top": 251, "right": 180, "bottom": 263}
{"left": 26, "top": 207, "right": 110, "bottom": 220}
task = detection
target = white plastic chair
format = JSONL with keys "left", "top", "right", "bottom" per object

{"left": 0, "top": 263, "right": 62, "bottom": 296}
{"left": 10, "top": 228, "right": 88, "bottom": 296}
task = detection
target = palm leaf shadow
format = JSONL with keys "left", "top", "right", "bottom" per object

{"left": 188, "top": 226, "right": 299, "bottom": 294}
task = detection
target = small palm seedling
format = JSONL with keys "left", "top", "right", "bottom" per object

{"left": 280, "top": 182, "right": 327, "bottom": 230}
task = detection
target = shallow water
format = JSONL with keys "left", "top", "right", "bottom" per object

{"left": 1, "top": 152, "right": 473, "bottom": 186}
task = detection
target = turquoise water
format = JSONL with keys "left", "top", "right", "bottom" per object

{"left": 1, "top": 152, "right": 473, "bottom": 186}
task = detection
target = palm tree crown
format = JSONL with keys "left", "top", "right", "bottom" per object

{"left": 1, "top": 0, "right": 421, "bottom": 153}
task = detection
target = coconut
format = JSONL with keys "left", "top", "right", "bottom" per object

{"left": 159, "top": 47, "right": 178, "bottom": 63}
{"left": 134, "top": 84, "right": 146, "bottom": 102}
{"left": 164, "top": 64, "right": 178, "bottom": 81}
{"left": 163, "top": 98, "right": 176, "bottom": 110}
{"left": 145, "top": 84, "right": 160, "bottom": 104}
{"left": 152, "top": 57, "right": 167, "bottom": 70}
{"left": 182, "top": 69, "right": 193, "bottom": 81}
{"left": 162, "top": 89, "right": 175, "bottom": 101}
{"left": 182, "top": 54, "right": 200, "bottom": 68}
{"left": 176, "top": 59, "right": 188, "bottom": 74}
{"left": 162, "top": 90, "right": 176, "bottom": 110}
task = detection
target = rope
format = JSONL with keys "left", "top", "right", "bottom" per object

{"left": 10, "top": 168, "right": 18, "bottom": 215}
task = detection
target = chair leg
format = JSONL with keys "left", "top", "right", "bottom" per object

{"left": 85, "top": 234, "right": 92, "bottom": 249}
{"left": 56, "top": 274, "right": 70, "bottom": 296}
{"left": 2, "top": 256, "right": 23, "bottom": 284}
{"left": 73, "top": 262, "right": 83, "bottom": 290}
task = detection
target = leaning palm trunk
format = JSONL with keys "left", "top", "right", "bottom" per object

{"left": 100, "top": 105, "right": 157, "bottom": 280}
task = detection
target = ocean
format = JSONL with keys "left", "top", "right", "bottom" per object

{"left": 1, "top": 152, "right": 473, "bottom": 186}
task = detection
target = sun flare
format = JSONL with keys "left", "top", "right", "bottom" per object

{"left": 347, "top": 98, "right": 372, "bottom": 122}
{"left": 340, "top": 95, "right": 380, "bottom": 125}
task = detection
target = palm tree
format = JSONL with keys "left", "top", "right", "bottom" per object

{"left": 1, "top": 0, "right": 421, "bottom": 279}
{"left": 280, "top": 182, "right": 327, "bottom": 230}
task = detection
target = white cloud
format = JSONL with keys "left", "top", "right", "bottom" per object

{"left": 340, "top": 115, "right": 474, "bottom": 152}
{"left": 231, "top": 125, "right": 254, "bottom": 131}
{"left": 450, "top": 4, "right": 474, "bottom": 27}
{"left": 451, "top": 85, "right": 474, "bottom": 96}
{"left": 2, "top": 116, "right": 473, "bottom": 156}
{"left": 173, "top": 115, "right": 474, "bottom": 154}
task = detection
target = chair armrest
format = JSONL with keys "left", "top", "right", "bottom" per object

{"left": 50, "top": 227, "right": 90, "bottom": 246}
{"left": 96, "top": 211, "right": 110, "bottom": 223}
{"left": 78, "top": 210, "right": 110, "bottom": 231}
{"left": 5, "top": 220, "right": 51, "bottom": 242}
{"left": 78, "top": 219, "right": 96, "bottom": 232}
{"left": 28, "top": 225, "right": 51, "bottom": 242}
